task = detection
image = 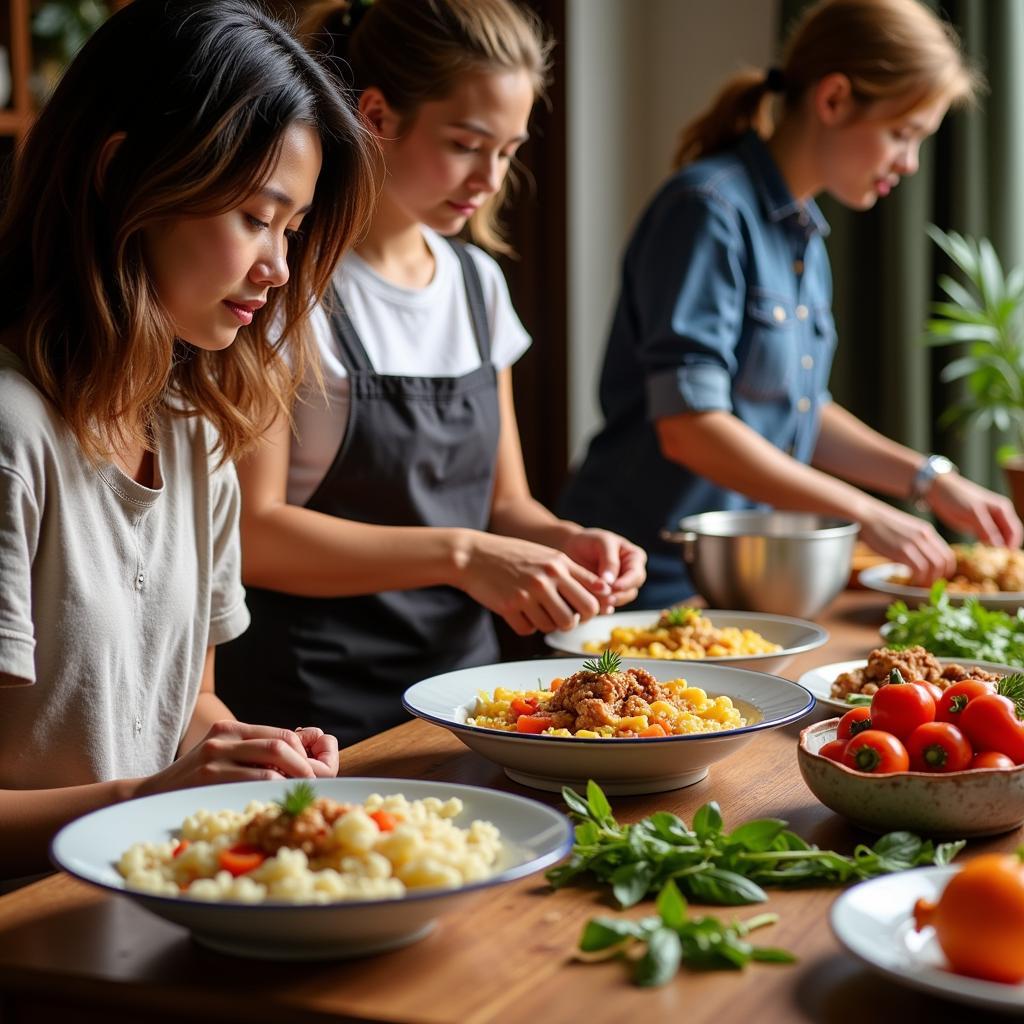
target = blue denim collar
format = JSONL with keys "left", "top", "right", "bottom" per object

{"left": 736, "top": 131, "right": 830, "bottom": 237}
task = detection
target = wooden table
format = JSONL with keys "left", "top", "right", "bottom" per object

{"left": 0, "top": 591, "right": 1016, "bottom": 1024}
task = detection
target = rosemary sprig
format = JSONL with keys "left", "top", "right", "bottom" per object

{"left": 277, "top": 781, "right": 316, "bottom": 816}
{"left": 997, "top": 672, "right": 1024, "bottom": 719}
{"left": 582, "top": 650, "right": 623, "bottom": 675}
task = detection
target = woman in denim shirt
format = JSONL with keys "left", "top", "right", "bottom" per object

{"left": 562, "top": 0, "right": 1022, "bottom": 609}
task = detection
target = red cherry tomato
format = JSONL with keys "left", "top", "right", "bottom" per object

{"left": 936, "top": 679, "right": 997, "bottom": 725}
{"left": 960, "top": 694, "right": 1024, "bottom": 763}
{"left": 818, "top": 738, "right": 848, "bottom": 762}
{"left": 971, "top": 751, "right": 1016, "bottom": 770}
{"left": 842, "top": 730, "right": 910, "bottom": 774}
{"left": 837, "top": 706, "right": 872, "bottom": 741}
{"left": 870, "top": 680, "right": 935, "bottom": 740}
{"left": 905, "top": 721, "right": 973, "bottom": 772}
{"left": 918, "top": 680, "right": 944, "bottom": 703}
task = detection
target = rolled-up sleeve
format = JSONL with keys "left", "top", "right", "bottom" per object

{"left": 624, "top": 186, "right": 746, "bottom": 421}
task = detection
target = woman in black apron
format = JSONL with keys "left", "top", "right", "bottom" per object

{"left": 216, "top": 0, "right": 646, "bottom": 746}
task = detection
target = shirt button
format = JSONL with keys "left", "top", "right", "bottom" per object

{"left": 772, "top": 305, "right": 786, "bottom": 323}
{"left": 134, "top": 715, "right": 143, "bottom": 736}
{"left": 793, "top": 259, "right": 804, "bottom": 275}
{"left": 801, "top": 354, "right": 814, "bottom": 370}
{"left": 136, "top": 571, "right": 146, "bottom": 590}
{"left": 796, "top": 304, "right": 809, "bottom": 320}
{"left": 797, "top": 397, "right": 811, "bottom": 413}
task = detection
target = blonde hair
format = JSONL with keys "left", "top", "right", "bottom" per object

{"left": 301, "top": 0, "right": 552, "bottom": 254}
{"left": 674, "top": 0, "right": 981, "bottom": 169}
{"left": 0, "top": 0, "right": 375, "bottom": 465}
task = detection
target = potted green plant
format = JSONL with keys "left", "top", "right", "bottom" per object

{"left": 30, "top": 0, "right": 109, "bottom": 103}
{"left": 924, "top": 224, "right": 1024, "bottom": 516}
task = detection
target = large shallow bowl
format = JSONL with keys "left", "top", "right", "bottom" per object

{"left": 798, "top": 719, "right": 1024, "bottom": 837}
{"left": 859, "top": 562, "right": 1024, "bottom": 610}
{"left": 662, "top": 510, "right": 859, "bottom": 619}
{"left": 403, "top": 658, "right": 814, "bottom": 795}
{"left": 50, "top": 778, "right": 572, "bottom": 961}
{"left": 798, "top": 656, "right": 1020, "bottom": 714}
{"left": 545, "top": 608, "right": 828, "bottom": 675}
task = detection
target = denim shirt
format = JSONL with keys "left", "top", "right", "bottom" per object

{"left": 560, "top": 133, "right": 837, "bottom": 608}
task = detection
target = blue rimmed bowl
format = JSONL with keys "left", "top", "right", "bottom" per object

{"left": 50, "top": 777, "right": 572, "bottom": 960}
{"left": 403, "top": 658, "right": 815, "bottom": 795}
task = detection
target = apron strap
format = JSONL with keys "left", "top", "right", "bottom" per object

{"left": 325, "top": 283, "right": 374, "bottom": 373}
{"left": 446, "top": 238, "right": 492, "bottom": 364}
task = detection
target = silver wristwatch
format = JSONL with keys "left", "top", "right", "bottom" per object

{"left": 910, "top": 454, "right": 956, "bottom": 508}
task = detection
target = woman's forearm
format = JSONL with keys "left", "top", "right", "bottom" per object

{"left": 239, "top": 504, "right": 472, "bottom": 597}
{"left": 489, "top": 493, "right": 582, "bottom": 550}
{"left": 0, "top": 779, "right": 137, "bottom": 877}
{"left": 655, "top": 409, "right": 877, "bottom": 521}
{"left": 811, "top": 402, "right": 921, "bottom": 497}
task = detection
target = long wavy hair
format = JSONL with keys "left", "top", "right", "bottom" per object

{"left": 0, "top": 0, "right": 375, "bottom": 464}
{"left": 300, "top": 0, "right": 551, "bottom": 255}
{"left": 674, "top": 0, "right": 982, "bottom": 169}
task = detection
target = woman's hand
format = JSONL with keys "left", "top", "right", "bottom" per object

{"left": 454, "top": 532, "right": 610, "bottom": 635}
{"left": 857, "top": 500, "right": 956, "bottom": 586}
{"left": 134, "top": 721, "right": 333, "bottom": 799}
{"left": 927, "top": 473, "right": 1024, "bottom": 549}
{"left": 559, "top": 528, "right": 647, "bottom": 611}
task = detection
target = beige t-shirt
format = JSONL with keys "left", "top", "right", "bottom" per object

{"left": 0, "top": 347, "right": 250, "bottom": 788}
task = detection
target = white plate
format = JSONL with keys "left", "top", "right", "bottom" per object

{"left": 799, "top": 656, "right": 1017, "bottom": 713}
{"left": 50, "top": 777, "right": 572, "bottom": 961}
{"left": 832, "top": 866, "right": 1024, "bottom": 1011}
{"left": 544, "top": 608, "right": 828, "bottom": 675}
{"left": 859, "top": 562, "right": 1024, "bottom": 610}
{"left": 402, "top": 658, "right": 814, "bottom": 795}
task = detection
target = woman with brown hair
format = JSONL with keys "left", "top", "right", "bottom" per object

{"left": 216, "top": 0, "right": 646, "bottom": 746}
{"left": 0, "top": 0, "right": 374, "bottom": 880}
{"left": 561, "top": 0, "right": 1022, "bottom": 609}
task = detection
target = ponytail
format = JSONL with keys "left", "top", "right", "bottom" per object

{"left": 673, "top": 0, "right": 980, "bottom": 171}
{"left": 672, "top": 68, "right": 780, "bottom": 170}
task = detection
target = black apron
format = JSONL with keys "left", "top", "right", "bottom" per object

{"left": 217, "top": 240, "right": 501, "bottom": 746}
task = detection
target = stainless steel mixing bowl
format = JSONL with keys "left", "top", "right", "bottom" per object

{"left": 662, "top": 510, "right": 859, "bottom": 619}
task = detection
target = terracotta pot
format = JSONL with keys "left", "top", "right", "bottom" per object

{"left": 1003, "top": 455, "right": 1024, "bottom": 522}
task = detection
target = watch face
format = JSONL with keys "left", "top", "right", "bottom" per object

{"left": 931, "top": 455, "right": 955, "bottom": 474}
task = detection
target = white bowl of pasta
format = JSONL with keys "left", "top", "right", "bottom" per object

{"left": 50, "top": 777, "right": 572, "bottom": 960}
{"left": 544, "top": 606, "right": 828, "bottom": 674}
{"left": 402, "top": 655, "right": 815, "bottom": 795}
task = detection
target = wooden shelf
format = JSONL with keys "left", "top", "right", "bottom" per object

{"left": 0, "top": 110, "right": 30, "bottom": 137}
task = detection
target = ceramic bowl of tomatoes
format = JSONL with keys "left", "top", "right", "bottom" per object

{"left": 798, "top": 668, "right": 1024, "bottom": 837}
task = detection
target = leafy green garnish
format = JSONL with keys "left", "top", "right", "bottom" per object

{"left": 277, "top": 781, "right": 316, "bottom": 817}
{"left": 662, "top": 606, "right": 700, "bottom": 627}
{"left": 884, "top": 581, "right": 1024, "bottom": 666}
{"left": 546, "top": 780, "right": 965, "bottom": 908}
{"left": 582, "top": 650, "right": 622, "bottom": 675}
{"left": 577, "top": 879, "right": 794, "bottom": 987}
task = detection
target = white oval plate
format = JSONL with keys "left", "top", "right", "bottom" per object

{"left": 51, "top": 777, "right": 572, "bottom": 961}
{"left": 859, "top": 562, "right": 1024, "bottom": 610}
{"left": 403, "top": 658, "right": 814, "bottom": 795}
{"left": 798, "top": 656, "right": 1017, "bottom": 714}
{"left": 831, "top": 866, "right": 1024, "bottom": 1012}
{"left": 544, "top": 609, "right": 828, "bottom": 675}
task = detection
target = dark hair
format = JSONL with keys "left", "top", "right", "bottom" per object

{"left": 673, "top": 0, "right": 981, "bottom": 169}
{"left": 0, "top": 0, "right": 375, "bottom": 463}
{"left": 301, "top": 0, "right": 551, "bottom": 254}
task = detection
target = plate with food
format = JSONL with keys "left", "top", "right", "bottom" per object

{"left": 859, "top": 544, "right": 1024, "bottom": 610}
{"left": 544, "top": 606, "right": 827, "bottom": 675}
{"left": 402, "top": 651, "right": 814, "bottom": 795}
{"left": 831, "top": 864, "right": 1024, "bottom": 1012}
{"left": 797, "top": 646, "right": 1014, "bottom": 713}
{"left": 50, "top": 777, "right": 573, "bottom": 960}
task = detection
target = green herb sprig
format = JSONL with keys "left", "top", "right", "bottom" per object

{"left": 884, "top": 581, "right": 1024, "bottom": 666}
{"left": 581, "top": 650, "right": 622, "bottom": 675}
{"left": 577, "top": 879, "right": 794, "bottom": 987}
{"left": 277, "top": 781, "right": 316, "bottom": 817}
{"left": 661, "top": 606, "right": 701, "bottom": 628}
{"left": 546, "top": 781, "right": 965, "bottom": 908}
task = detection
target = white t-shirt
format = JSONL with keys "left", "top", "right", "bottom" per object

{"left": 0, "top": 347, "right": 250, "bottom": 788}
{"left": 287, "top": 227, "right": 531, "bottom": 506}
